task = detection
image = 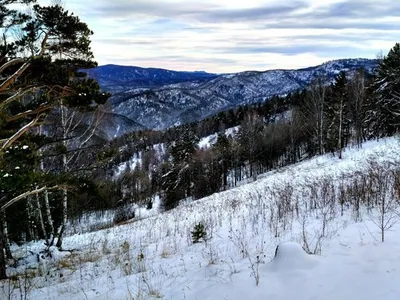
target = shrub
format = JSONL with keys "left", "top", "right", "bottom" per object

{"left": 191, "top": 223, "right": 207, "bottom": 244}
{"left": 113, "top": 203, "right": 135, "bottom": 224}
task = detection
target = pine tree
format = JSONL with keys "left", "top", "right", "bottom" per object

{"left": 162, "top": 128, "right": 199, "bottom": 210}
{"left": 0, "top": 1, "right": 107, "bottom": 277}
{"left": 372, "top": 43, "right": 400, "bottom": 136}
{"left": 212, "top": 133, "right": 232, "bottom": 190}
{"left": 326, "top": 71, "right": 350, "bottom": 158}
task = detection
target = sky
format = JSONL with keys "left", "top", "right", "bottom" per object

{"left": 38, "top": 0, "right": 400, "bottom": 73}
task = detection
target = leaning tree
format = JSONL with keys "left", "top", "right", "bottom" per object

{"left": 0, "top": 0, "right": 108, "bottom": 279}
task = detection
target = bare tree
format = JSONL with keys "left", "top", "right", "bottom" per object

{"left": 367, "top": 161, "right": 399, "bottom": 242}
{"left": 349, "top": 69, "right": 367, "bottom": 148}
{"left": 300, "top": 78, "right": 329, "bottom": 155}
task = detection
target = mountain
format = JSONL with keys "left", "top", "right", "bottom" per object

{"left": 82, "top": 64, "right": 218, "bottom": 92}
{"left": 104, "top": 58, "right": 378, "bottom": 132}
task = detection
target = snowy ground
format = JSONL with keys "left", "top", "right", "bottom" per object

{"left": 2, "top": 136, "right": 400, "bottom": 300}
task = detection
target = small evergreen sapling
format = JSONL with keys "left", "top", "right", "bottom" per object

{"left": 191, "top": 223, "right": 207, "bottom": 243}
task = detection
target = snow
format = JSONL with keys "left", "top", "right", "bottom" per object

{"left": 2, "top": 136, "right": 400, "bottom": 300}
{"left": 198, "top": 133, "right": 218, "bottom": 149}
{"left": 198, "top": 126, "right": 240, "bottom": 149}
{"left": 268, "top": 242, "right": 318, "bottom": 271}
{"left": 114, "top": 151, "right": 142, "bottom": 177}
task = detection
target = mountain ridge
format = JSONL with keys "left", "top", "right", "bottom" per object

{"left": 84, "top": 58, "right": 379, "bottom": 136}
{"left": 83, "top": 64, "right": 218, "bottom": 92}
{"left": 109, "top": 58, "right": 379, "bottom": 131}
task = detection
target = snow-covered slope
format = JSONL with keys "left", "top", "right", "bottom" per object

{"left": 109, "top": 58, "right": 378, "bottom": 131}
{"left": 3, "top": 136, "right": 400, "bottom": 300}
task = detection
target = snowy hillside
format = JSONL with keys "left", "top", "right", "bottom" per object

{"left": 2, "top": 136, "right": 400, "bottom": 300}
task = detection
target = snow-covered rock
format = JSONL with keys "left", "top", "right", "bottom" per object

{"left": 268, "top": 242, "right": 318, "bottom": 271}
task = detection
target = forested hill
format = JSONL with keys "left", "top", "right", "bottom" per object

{"left": 82, "top": 65, "right": 218, "bottom": 92}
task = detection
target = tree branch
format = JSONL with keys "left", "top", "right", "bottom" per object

{"left": 1, "top": 185, "right": 69, "bottom": 211}
{"left": 0, "top": 58, "right": 25, "bottom": 75}
{"left": 0, "top": 61, "right": 31, "bottom": 92}
{"left": 1, "top": 114, "right": 41, "bottom": 153}
{"left": 6, "top": 104, "right": 51, "bottom": 122}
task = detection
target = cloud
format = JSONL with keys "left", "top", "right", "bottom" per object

{"left": 196, "top": 2, "right": 308, "bottom": 23}
{"left": 88, "top": 0, "right": 307, "bottom": 22}
{"left": 321, "top": 0, "right": 400, "bottom": 18}
{"left": 52, "top": 0, "right": 400, "bottom": 73}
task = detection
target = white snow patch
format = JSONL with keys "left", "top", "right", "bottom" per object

{"left": 268, "top": 242, "right": 318, "bottom": 271}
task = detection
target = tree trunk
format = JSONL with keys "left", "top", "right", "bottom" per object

{"left": 0, "top": 212, "right": 12, "bottom": 260}
{"left": 38, "top": 125, "right": 54, "bottom": 244}
{"left": 223, "top": 162, "right": 228, "bottom": 190}
{"left": 338, "top": 96, "right": 344, "bottom": 159}
{"left": 43, "top": 189, "right": 54, "bottom": 242}
{"left": 0, "top": 231, "right": 7, "bottom": 279}
{"left": 58, "top": 102, "right": 68, "bottom": 249}
{"left": 55, "top": 224, "right": 65, "bottom": 249}
{"left": 35, "top": 191, "right": 48, "bottom": 244}
{"left": 26, "top": 195, "right": 35, "bottom": 240}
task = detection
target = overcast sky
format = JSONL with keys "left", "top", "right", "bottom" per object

{"left": 39, "top": 0, "right": 399, "bottom": 73}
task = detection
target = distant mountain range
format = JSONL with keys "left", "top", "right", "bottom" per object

{"left": 83, "top": 58, "right": 379, "bottom": 137}
{"left": 82, "top": 65, "right": 218, "bottom": 92}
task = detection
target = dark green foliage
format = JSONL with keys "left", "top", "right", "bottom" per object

{"left": 0, "top": 139, "right": 39, "bottom": 197}
{"left": 161, "top": 166, "right": 184, "bottom": 210}
{"left": 191, "top": 223, "right": 206, "bottom": 244}
{"left": 212, "top": 133, "right": 232, "bottom": 189}
{"left": 371, "top": 43, "right": 400, "bottom": 136}
{"left": 325, "top": 71, "right": 350, "bottom": 156}
{"left": 192, "top": 150, "right": 223, "bottom": 199}
{"left": 169, "top": 128, "right": 199, "bottom": 164}
{"left": 161, "top": 127, "right": 200, "bottom": 210}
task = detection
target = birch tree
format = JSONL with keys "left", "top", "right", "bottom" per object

{"left": 300, "top": 78, "right": 329, "bottom": 155}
